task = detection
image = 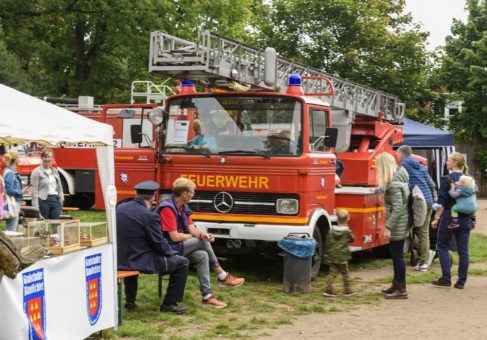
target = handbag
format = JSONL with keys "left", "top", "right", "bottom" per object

{"left": 3, "top": 194, "right": 18, "bottom": 220}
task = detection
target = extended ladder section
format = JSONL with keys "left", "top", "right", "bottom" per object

{"left": 149, "top": 30, "right": 405, "bottom": 123}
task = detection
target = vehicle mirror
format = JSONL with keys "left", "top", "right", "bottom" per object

{"left": 118, "top": 108, "right": 136, "bottom": 118}
{"left": 130, "top": 125, "right": 143, "bottom": 144}
{"left": 323, "top": 128, "right": 338, "bottom": 147}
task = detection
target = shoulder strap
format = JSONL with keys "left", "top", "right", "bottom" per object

{"left": 443, "top": 174, "right": 454, "bottom": 185}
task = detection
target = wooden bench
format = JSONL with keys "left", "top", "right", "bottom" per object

{"left": 116, "top": 270, "right": 140, "bottom": 325}
{"left": 116, "top": 271, "right": 164, "bottom": 325}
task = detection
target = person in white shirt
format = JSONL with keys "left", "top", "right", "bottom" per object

{"left": 30, "top": 149, "right": 64, "bottom": 219}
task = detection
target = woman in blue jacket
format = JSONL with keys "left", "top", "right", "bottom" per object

{"left": 431, "top": 152, "right": 472, "bottom": 289}
{"left": 3, "top": 151, "right": 23, "bottom": 231}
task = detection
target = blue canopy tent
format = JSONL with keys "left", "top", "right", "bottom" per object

{"left": 399, "top": 118, "right": 456, "bottom": 186}
{"left": 402, "top": 118, "right": 455, "bottom": 147}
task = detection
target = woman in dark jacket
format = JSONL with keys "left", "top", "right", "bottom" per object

{"left": 431, "top": 152, "right": 472, "bottom": 289}
{"left": 376, "top": 152, "right": 410, "bottom": 299}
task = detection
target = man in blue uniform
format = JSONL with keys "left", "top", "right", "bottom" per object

{"left": 116, "top": 180, "right": 190, "bottom": 314}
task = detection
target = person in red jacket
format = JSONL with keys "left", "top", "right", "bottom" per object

{"left": 157, "top": 177, "right": 245, "bottom": 309}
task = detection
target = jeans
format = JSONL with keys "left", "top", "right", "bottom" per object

{"left": 437, "top": 210, "right": 471, "bottom": 283}
{"left": 389, "top": 239, "right": 406, "bottom": 282}
{"left": 414, "top": 205, "right": 433, "bottom": 265}
{"left": 5, "top": 199, "right": 21, "bottom": 231}
{"left": 183, "top": 238, "right": 220, "bottom": 297}
{"left": 39, "top": 195, "right": 63, "bottom": 219}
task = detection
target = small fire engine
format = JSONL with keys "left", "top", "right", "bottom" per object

{"left": 55, "top": 31, "right": 406, "bottom": 276}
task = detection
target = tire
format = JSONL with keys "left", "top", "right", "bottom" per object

{"left": 311, "top": 226, "right": 323, "bottom": 279}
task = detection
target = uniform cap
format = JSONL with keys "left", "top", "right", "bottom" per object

{"left": 134, "top": 180, "right": 160, "bottom": 195}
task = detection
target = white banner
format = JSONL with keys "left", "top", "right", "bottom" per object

{"left": 0, "top": 244, "right": 116, "bottom": 340}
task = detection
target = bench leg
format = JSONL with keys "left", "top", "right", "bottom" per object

{"left": 117, "top": 280, "right": 123, "bottom": 326}
{"left": 158, "top": 274, "right": 163, "bottom": 298}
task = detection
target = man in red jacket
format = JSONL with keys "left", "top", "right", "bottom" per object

{"left": 157, "top": 177, "right": 245, "bottom": 309}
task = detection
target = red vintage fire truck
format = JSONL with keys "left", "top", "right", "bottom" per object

{"left": 53, "top": 31, "right": 406, "bottom": 276}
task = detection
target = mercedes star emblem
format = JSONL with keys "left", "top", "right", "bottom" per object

{"left": 213, "top": 192, "right": 234, "bottom": 213}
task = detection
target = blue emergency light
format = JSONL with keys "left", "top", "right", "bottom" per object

{"left": 287, "top": 74, "right": 304, "bottom": 95}
{"left": 288, "top": 74, "right": 302, "bottom": 86}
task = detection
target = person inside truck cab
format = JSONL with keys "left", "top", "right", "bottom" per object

{"left": 188, "top": 119, "right": 216, "bottom": 149}
{"left": 267, "top": 130, "right": 293, "bottom": 154}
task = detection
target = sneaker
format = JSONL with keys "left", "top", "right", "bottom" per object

{"left": 322, "top": 290, "right": 337, "bottom": 297}
{"left": 419, "top": 264, "right": 428, "bottom": 272}
{"left": 427, "top": 250, "right": 436, "bottom": 268}
{"left": 160, "top": 303, "right": 188, "bottom": 314}
{"left": 454, "top": 281, "right": 465, "bottom": 289}
{"left": 384, "top": 290, "right": 408, "bottom": 299}
{"left": 202, "top": 295, "right": 227, "bottom": 309}
{"left": 432, "top": 278, "right": 451, "bottom": 287}
{"left": 218, "top": 273, "right": 245, "bottom": 288}
{"left": 413, "top": 264, "right": 421, "bottom": 271}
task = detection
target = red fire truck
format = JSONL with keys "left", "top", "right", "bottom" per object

{"left": 54, "top": 31, "right": 406, "bottom": 277}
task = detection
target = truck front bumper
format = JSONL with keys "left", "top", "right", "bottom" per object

{"left": 194, "top": 221, "right": 312, "bottom": 242}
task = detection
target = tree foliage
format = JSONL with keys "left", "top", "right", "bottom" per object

{"left": 439, "top": 0, "right": 487, "bottom": 140}
{"left": 0, "top": 0, "right": 432, "bottom": 113}
{"left": 252, "top": 0, "right": 431, "bottom": 110}
{"left": 0, "top": 0, "right": 253, "bottom": 102}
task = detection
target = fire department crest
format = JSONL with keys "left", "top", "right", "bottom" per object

{"left": 23, "top": 268, "right": 46, "bottom": 340}
{"left": 85, "top": 254, "right": 102, "bottom": 325}
{"left": 119, "top": 171, "right": 129, "bottom": 184}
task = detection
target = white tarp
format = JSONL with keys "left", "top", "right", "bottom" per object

{"left": 0, "top": 84, "right": 112, "bottom": 146}
{"left": 0, "top": 84, "right": 118, "bottom": 339}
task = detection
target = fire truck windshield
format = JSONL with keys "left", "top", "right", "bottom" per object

{"left": 164, "top": 95, "right": 303, "bottom": 157}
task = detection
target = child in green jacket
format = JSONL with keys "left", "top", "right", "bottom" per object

{"left": 323, "top": 209, "right": 355, "bottom": 297}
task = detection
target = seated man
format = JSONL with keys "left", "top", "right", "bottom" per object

{"left": 117, "top": 180, "right": 190, "bottom": 314}
{"left": 157, "top": 177, "right": 245, "bottom": 309}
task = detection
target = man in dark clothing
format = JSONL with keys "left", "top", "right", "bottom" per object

{"left": 397, "top": 145, "right": 437, "bottom": 272}
{"left": 116, "top": 180, "right": 190, "bottom": 314}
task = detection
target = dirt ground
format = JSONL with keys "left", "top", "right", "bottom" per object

{"left": 265, "top": 199, "right": 487, "bottom": 340}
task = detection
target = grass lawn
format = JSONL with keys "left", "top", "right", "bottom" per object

{"left": 2, "top": 211, "right": 487, "bottom": 339}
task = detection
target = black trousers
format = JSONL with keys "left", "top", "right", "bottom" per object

{"left": 124, "top": 254, "right": 190, "bottom": 306}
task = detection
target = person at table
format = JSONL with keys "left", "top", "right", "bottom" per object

{"left": 30, "top": 149, "right": 64, "bottom": 219}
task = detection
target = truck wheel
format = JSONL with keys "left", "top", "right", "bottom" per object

{"left": 311, "top": 227, "right": 323, "bottom": 279}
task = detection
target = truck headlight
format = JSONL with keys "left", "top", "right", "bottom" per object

{"left": 148, "top": 108, "right": 164, "bottom": 126}
{"left": 276, "top": 198, "right": 299, "bottom": 215}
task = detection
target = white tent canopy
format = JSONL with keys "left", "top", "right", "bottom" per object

{"left": 0, "top": 83, "right": 118, "bottom": 336}
{"left": 0, "top": 84, "right": 112, "bottom": 146}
